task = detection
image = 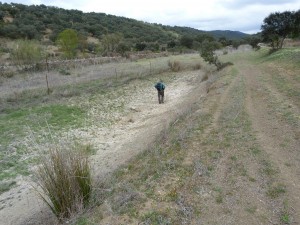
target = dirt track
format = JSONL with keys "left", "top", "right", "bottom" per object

{"left": 242, "top": 60, "right": 300, "bottom": 222}
{"left": 187, "top": 51, "right": 300, "bottom": 224}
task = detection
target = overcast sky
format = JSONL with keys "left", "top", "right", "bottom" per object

{"left": 1, "top": 0, "right": 300, "bottom": 34}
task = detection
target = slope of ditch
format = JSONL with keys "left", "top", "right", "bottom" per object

{"left": 0, "top": 65, "right": 207, "bottom": 225}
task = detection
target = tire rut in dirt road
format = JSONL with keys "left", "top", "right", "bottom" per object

{"left": 183, "top": 66, "right": 285, "bottom": 224}
{"left": 211, "top": 71, "right": 239, "bottom": 129}
{"left": 241, "top": 62, "right": 300, "bottom": 223}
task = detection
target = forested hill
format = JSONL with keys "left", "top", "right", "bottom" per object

{"left": 0, "top": 2, "right": 249, "bottom": 44}
{"left": 209, "top": 30, "right": 249, "bottom": 40}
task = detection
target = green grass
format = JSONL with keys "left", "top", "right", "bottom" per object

{"left": 261, "top": 47, "right": 300, "bottom": 66}
{"left": 74, "top": 217, "right": 89, "bottom": 225}
{"left": 141, "top": 211, "right": 172, "bottom": 225}
{"left": 0, "top": 156, "right": 32, "bottom": 180}
{"left": 0, "top": 180, "right": 16, "bottom": 194}
{"left": 271, "top": 74, "right": 300, "bottom": 98}
{"left": 261, "top": 160, "right": 278, "bottom": 177}
{"left": 0, "top": 104, "right": 85, "bottom": 146}
{"left": 0, "top": 104, "right": 86, "bottom": 181}
{"left": 266, "top": 184, "right": 286, "bottom": 199}
{"left": 256, "top": 74, "right": 300, "bottom": 128}
{"left": 1, "top": 104, "right": 85, "bottom": 128}
{"left": 281, "top": 199, "right": 291, "bottom": 224}
{"left": 281, "top": 213, "right": 290, "bottom": 224}
{"left": 213, "top": 187, "right": 224, "bottom": 204}
{"left": 245, "top": 205, "right": 257, "bottom": 214}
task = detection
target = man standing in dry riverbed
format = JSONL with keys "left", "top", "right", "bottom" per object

{"left": 155, "top": 80, "right": 165, "bottom": 104}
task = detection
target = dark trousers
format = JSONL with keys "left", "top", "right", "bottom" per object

{"left": 158, "top": 90, "right": 164, "bottom": 104}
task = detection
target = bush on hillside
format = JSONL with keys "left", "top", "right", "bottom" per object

{"left": 11, "top": 39, "right": 43, "bottom": 70}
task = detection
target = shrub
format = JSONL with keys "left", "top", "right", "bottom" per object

{"left": 168, "top": 60, "right": 181, "bottom": 72}
{"left": 59, "top": 68, "right": 71, "bottom": 75}
{"left": 193, "top": 63, "right": 201, "bottom": 70}
{"left": 201, "top": 73, "right": 209, "bottom": 82}
{"left": 200, "top": 40, "right": 223, "bottom": 70}
{"left": 35, "top": 146, "right": 92, "bottom": 220}
{"left": 217, "top": 61, "right": 234, "bottom": 70}
{"left": 11, "top": 39, "right": 43, "bottom": 70}
{"left": 56, "top": 29, "right": 79, "bottom": 58}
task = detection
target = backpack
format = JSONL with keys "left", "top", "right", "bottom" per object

{"left": 155, "top": 82, "right": 165, "bottom": 91}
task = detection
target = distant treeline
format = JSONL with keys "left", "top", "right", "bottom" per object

{"left": 0, "top": 3, "right": 250, "bottom": 48}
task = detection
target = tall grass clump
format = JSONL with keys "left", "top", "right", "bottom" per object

{"left": 168, "top": 60, "right": 181, "bottom": 72}
{"left": 11, "top": 39, "right": 43, "bottom": 70}
{"left": 35, "top": 146, "right": 92, "bottom": 221}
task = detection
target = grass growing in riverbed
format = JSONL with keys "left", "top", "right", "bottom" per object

{"left": 0, "top": 104, "right": 86, "bottom": 181}
{"left": 34, "top": 145, "right": 92, "bottom": 221}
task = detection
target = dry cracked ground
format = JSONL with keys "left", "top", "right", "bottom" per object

{"left": 0, "top": 49, "right": 299, "bottom": 224}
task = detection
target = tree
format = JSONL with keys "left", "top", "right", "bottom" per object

{"left": 292, "top": 10, "right": 300, "bottom": 37}
{"left": 195, "top": 33, "right": 215, "bottom": 43}
{"left": 19, "top": 25, "right": 39, "bottom": 39}
{"left": 56, "top": 29, "right": 78, "bottom": 58}
{"left": 180, "top": 35, "right": 194, "bottom": 48}
{"left": 261, "top": 11, "right": 296, "bottom": 49}
{"left": 245, "top": 36, "right": 262, "bottom": 50}
{"left": 101, "top": 33, "right": 123, "bottom": 54}
{"left": 200, "top": 40, "right": 222, "bottom": 69}
{"left": 0, "top": 10, "right": 4, "bottom": 20}
{"left": 167, "top": 40, "right": 176, "bottom": 48}
{"left": 116, "top": 42, "right": 130, "bottom": 56}
{"left": 77, "top": 33, "right": 88, "bottom": 54}
{"left": 135, "top": 42, "right": 147, "bottom": 51}
{"left": 219, "top": 36, "right": 229, "bottom": 47}
{"left": 0, "top": 24, "right": 19, "bottom": 38}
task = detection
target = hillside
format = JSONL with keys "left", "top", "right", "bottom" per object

{"left": 209, "top": 30, "right": 249, "bottom": 40}
{"left": 0, "top": 2, "right": 249, "bottom": 45}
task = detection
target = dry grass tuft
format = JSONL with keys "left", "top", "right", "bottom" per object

{"left": 193, "top": 63, "right": 201, "bottom": 70}
{"left": 201, "top": 73, "right": 209, "bottom": 82}
{"left": 168, "top": 60, "right": 181, "bottom": 72}
{"left": 34, "top": 146, "right": 92, "bottom": 221}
